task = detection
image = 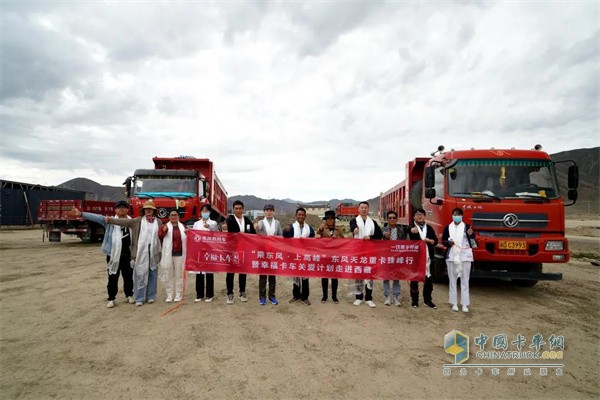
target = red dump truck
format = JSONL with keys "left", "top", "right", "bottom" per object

{"left": 38, "top": 199, "right": 115, "bottom": 242}
{"left": 380, "top": 146, "right": 579, "bottom": 286}
{"left": 335, "top": 203, "right": 360, "bottom": 220}
{"left": 125, "top": 156, "right": 228, "bottom": 226}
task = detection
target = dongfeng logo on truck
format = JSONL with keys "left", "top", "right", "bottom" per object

{"left": 503, "top": 213, "right": 519, "bottom": 228}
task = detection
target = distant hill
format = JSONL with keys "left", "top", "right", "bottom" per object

{"left": 552, "top": 147, "right": 599, "bottom": 215}
{"left": 228, "top": 196, "right": 380, "bottom": 214}
{"left": 57, "top": 178, "right": 126, "bottom": 201}
{"left": 58, "top": 147, "right": 597, "bottom": 215}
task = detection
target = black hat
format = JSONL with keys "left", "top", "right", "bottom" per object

{"left": 263, "top": 204, "right": 275, "bottom": 211}
{"left": 114, "top": 200, "right": 129, "bottom": 209}
{"left": 322, "top": 210, "right": 337, "bottom": 220}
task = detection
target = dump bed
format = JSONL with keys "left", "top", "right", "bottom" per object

{"left": 38, "top": 200, "right": 115, "bottom": 221}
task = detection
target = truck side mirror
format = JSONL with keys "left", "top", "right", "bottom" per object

{"left": 424, "top": 167, "right": 435, "bottom": 188}
{"left": 123, "top": 177, "right": 132, "bottom": 198}
{"left": 568, "top": 165, "right": 579, "bottom": 189}
{"left": 568, "top": 189, "right": 578, "bottom": 202}
{"left": 425, "top": 188, "right": 436, "bottom": 199}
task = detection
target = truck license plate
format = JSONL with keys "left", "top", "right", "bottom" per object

{"left": 498, "top": 241, "right": 527, "bottom": 250}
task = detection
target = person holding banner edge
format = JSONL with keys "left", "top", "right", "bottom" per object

{"left": 158, "top": 210, "right": 186, "bottom": 303}
{"left": 254, "top": 203, "right": 283, "bottom": 306}
{"left": 225, "top": 200, "right": 256, "bottom": 304}
{"left": 381, "top": 210, "right": 405, "bottom": 307}
{"left": 350, "top": 201, "right": 383, "bottom": 308}
{"left": 192, "top": 204, "right": 219, "bottom": 303}
{"left": 408, "top": 208, "right": 438, "bottom": 309}
{"left": 316, "top": 210, "right": 344, "bottom": 303}
{"left": 283, "top": 207, "right": 315, "bottom": 305}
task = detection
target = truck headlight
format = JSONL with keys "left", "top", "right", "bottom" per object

{"left": 545, "top": 241, "right": 564, "bottom": 251}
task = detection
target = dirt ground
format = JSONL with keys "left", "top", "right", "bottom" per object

{"left": 1, "top": 220, "right": 599, "bottom": 400}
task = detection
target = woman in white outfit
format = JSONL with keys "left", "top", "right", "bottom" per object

{"left": 442, "top": 207, "right": 476, "bottom": 313}
{"left": 158, "top": 210, "right": 187, "bottom": 303}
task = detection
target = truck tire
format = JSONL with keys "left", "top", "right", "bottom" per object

{"left": 410, "top": 180, "right": 423, "bottom": 210}
{"left": 80, "top": 229, "right": 92, "bottom": 243}
{"left": 431, "top": 256, "right": 448, "bottom": 283}
{"left": 48, "top": 231, "right": 61, "bottom": 242}
{"left": 512, "top": 263, "right": 541, "bottom": 287}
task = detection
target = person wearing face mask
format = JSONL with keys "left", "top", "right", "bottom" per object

{"left": 158, "top": 210, "right": 186, "bottom": 303}
{"left": 192, "top": 204, "right": 219, "bottom": 303}
{"left": 408, "top": 208, "right": 438, "bottom": 309}
{"left": 442, "top": 208, "right": 475, "bottom": 313}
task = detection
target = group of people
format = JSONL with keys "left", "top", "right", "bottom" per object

{"left": 72, "top": 200, "right": 475, "bottom": 313}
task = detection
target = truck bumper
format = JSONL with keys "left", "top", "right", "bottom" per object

{"left": 470, "top": 270, "right": 562, "bottom": 281}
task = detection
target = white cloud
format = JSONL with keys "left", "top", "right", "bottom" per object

{"left": 1, "top": 1, "right": 598, "bottom": 202}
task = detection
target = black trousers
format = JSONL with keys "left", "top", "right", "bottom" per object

{"left": 196, "top": 273, "right": 214, "bottom": 299}
{"left": 259, "top": 275, "right": 276, "bottom": 298}
{"left": 293, "top": 278, "right": 310, "bottom": 300}
{"left": 321, "top": 278, "right": 338, "bottom": 300}
{"left": 106, "top": 255, "right": 133, "bottom": 301}
{"left": 410, "top": 276, "right": 433, "bottom": 304}
{"left": 226, "top": 273, "right": 247, "bottom": 295}
{"left": 355, "top": 284, "right": 373, "bottom": 301}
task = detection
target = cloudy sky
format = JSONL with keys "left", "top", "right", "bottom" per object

{"left": 2, "top": 1, "right": 598, "bottom": 201}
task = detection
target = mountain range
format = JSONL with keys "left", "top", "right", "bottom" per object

{"left": 57, "top": 147, "right": 598, "bottom": 215}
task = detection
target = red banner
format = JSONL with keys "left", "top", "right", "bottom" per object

{"left": 185, "top": 231, "right": 426, "bottom": 281}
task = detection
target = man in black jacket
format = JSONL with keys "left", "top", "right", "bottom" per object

{"left": 225, "top": 200, "right": 256, "bottom": 304}
{"left": 408, "top": 208, "right": 439, "bottom": 309}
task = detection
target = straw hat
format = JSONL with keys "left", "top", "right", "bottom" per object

{"left": 142, "top": 200, "right": 157, "bottom": 210}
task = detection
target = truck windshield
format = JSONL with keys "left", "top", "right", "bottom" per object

{"left": 447, "top": 159, "right": 559, "bottom": 199}
{"left": 133, "top": 176, "right": 197, "bottom": 196}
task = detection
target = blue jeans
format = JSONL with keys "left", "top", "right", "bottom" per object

{"left": 134, "top": 267, "right": 158, "bottom": 303}
{"left": 383, "top": 280, "right": 400, "bottom": 298}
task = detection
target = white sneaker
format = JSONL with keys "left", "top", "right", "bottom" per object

{"left": 136, "top": 302, "right": 143, "bottom": 307}
{"left": 147, "top": 299, "right": 155, "bottom": 304}
{"left": 384, "top": 297, "right": 391, "bottom": 306}
{"left": 452, "top": 304, "right": 459, "bottom": 312}
{"left": 106, "top": 300, "right": 115, "bottom": 308}
{"left": 393, "top": 297, "right": 401, "bottom": 307}
{"left": 227, "top": 294, "right": 234, "bottom": 304}
{"left": 205, "top": 297, "right": 213, "bottom": 303}
{"left": 462, "top": 306, "right": 469, "bottom": 313}
{"left": 239, "top": 292, "right": 248, "bottom": 302}
{"left": 353, "top": 299, "right": 362, "bottom": 306}
{"left": 195, "top": 298, "right": 203, "bottom": 303}
{"left": 126, "top": 296, "right": 134, "bottom": 304}
{"left": 166, "top": 296, "right": 173, "bottom": 303}
{"left": 174, "top": 296, "right": 182, "bottom": 303}
{"left": 366, "top": 300, "right": 376, "bottom": 308}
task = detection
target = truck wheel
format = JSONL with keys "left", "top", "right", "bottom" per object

{"left": 80, "top": 227, "right": 93, "bottom": 243}
{"left": 512, "top": 263, "right": 541, "bottom": 287}
{"left": 410, "top": 180, "right": 423, "bottom": 210}
{"left": 49, "top": 231, "right": 61, "bottom": 242}
{"left": 431, "top": 257, "right": 448, "bottom": 283}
